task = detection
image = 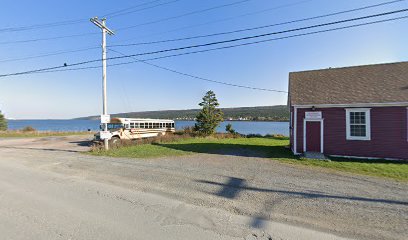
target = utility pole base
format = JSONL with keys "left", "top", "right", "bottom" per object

{"left": 104, "top": 139, "right": 109, "bottom": 150}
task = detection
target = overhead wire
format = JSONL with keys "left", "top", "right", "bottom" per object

{"left": 116, "top": 0, "right": 254, "bottom": 31}
{"left": 110, "top": 0, "right": 407, "bottom": 46}
{"left": 1, "top": 0, "right": 403, "bottom": 62}
{"left": 0, "top": 46, "right": 99, "bottom": 63}
{"left": 0, "top": 0, "right": 248, "bottom": 44}
{"left": 3, "top": 13, "right": 407, "bottom": 79}
{"left": 104, "top": 0, "right": 182, "bottom": 19}
{"left": 105, "top": 9, "right": 408, "bottom": 54}
{"left": 11, "top": 8, "right": 402, "bottom": 67}
{"left": 107, "top": 48, "right": 287, "bottom": 92}
{"left": 112, "top": 0, "right": 403, "bottom": 44}
{"left": 0, "top": 0, "right": 178, "bottom": 34}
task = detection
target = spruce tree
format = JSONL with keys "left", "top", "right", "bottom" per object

{"left": 0, "top": 111, "right": 7, "bottom": 131}
{"left": 194, "top": 91, "right": 224, "bottom": 136}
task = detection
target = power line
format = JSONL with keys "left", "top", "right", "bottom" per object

{"left": 0, "top": 19, "right": 88, "bottom": 34}
{"left": 102, "top": 0, "right": 164, "bottom": 17}
{"left": 112, "top": 0, "right": 401, "bottom": 44}
{"left": 107, "top": 9, "right": 408, "bottom": 51}
{"left": 1, "top": 0, "right": 403, "bottom": 63}
{"left": 104, "top": 0, "right": 182, "bottom": 19}
{"left": 0, "top": 0, "right": 180, "bottom": 44}
{"left": 0, "top": 32, "right": 99, "bottom": 46}
{"left": 3, "top": 14, "right": 406, "bottom": 78}
{"left": 110, "top": 0, "right": 407, "bottom": 46}
{"left": 0, "top": 46, "right": 99, "bottom": 63}
{"left": 116, "top": 0, "right": 254, "bottom": 31}
{"left": 26, "top": 8, "right": 397, "bottom": 64}
{"left": 107, "top": 48, "right": 287, "bottom": 93}
{"left": 0, "top": 0, "right": 178, "bottom": 34}
{"left": 0, "top": 0, "right": 250, "bottom": 45}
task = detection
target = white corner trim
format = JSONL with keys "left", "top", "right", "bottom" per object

{"left": 303, "top": 118, "right": 324, "bottom": 153}
{"left": 346, "top": 108, "right": 371, "bottom": 141}
{"left": 293, "top": 107, "right": 298, "bottom": 154}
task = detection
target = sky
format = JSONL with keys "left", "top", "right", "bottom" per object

{"left": 0, "top": 0, "right": 407, "bottom": 119}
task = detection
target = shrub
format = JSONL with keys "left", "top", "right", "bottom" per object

{"left": 0, "top": 111, "right": 7, "bottom": 131}
{"left": 246, "top": 133, "right": 263, "bottom": 138}
{"left": 22, "top": 126, "right": 36, "bottom": 132}
{"left": 225, "top": 123, "right": 236, "bottom": 134}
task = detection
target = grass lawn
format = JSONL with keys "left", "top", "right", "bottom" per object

{"left": 90, "top": 137, "right": 408, "bottom": 181}
{"left": 0, "top": 131, "right": 93, "bottom": 138}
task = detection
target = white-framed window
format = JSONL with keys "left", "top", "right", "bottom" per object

{"left": 346, "top": 108, "right": 371, "bottom": 141}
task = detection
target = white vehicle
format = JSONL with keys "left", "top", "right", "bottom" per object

{"left": 94, "top": 118, "right": 175, "bottom": 144}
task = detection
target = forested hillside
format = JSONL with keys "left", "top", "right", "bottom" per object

{"left": 77, "top": 105, "right": 289, "bottom": 122}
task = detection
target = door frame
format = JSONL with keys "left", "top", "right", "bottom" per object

{"left": 303, "top": 118, "right": 324, "bottom": 153}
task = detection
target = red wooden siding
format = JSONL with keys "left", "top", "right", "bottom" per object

{"left": 290, "top": 106, "right": 408, "bottom": 159}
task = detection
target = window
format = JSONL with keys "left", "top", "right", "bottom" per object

{"left": 107, "top": 123, "right": 123, "bottom": 130}
{"left": 130, "top": 123, "right": 135, "bottom": 128}
{"left": 346, "top": 108, "right": 371, "bottom": 140}
{"left": 140, "top": 123, "right": 145, "bottom": 128}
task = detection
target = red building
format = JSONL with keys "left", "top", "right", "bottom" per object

{"left": 288, "top": 61, "right": 408, "bottom": 160}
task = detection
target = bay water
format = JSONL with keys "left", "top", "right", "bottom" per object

{"left": 7, "top": 120, "right": 289, "bottom": 136}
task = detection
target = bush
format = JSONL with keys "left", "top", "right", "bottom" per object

{"left": 246, "top": 133, "right": 288, "bottom": 139}
{"left": 225, "top": 123, "right": 236, "bottom": 134}
{"left": 246, "top": 133, "right": 263, "bottom": 138}
{"left": 22, "top": 126, "right": 36, "bottom": 132}
{"left": 0, "top": 111, "right": 7, "bottom": 131}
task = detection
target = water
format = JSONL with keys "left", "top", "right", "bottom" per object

{"left": 7, "top": 120, "right": 289, "bottom": 136}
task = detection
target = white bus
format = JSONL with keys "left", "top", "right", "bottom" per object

{"left": 94, "top": 118, "right": 175, "bottom": 144}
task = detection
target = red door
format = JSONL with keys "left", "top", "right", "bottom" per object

{"left": 306, "top": 121, "right": 321, "bottom": 152}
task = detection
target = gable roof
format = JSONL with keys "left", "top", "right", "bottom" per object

{"left": 289, "top": 61, "right": 408, "bottom": 106}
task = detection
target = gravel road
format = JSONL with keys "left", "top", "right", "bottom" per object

{"left": 0, "top": 136, "right": 407, "bottom": 240}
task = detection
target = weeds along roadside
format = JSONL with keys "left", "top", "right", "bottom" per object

{"left": 90, "top": 126, "right": 288, "bottom": 152}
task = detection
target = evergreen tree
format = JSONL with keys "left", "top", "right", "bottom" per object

{"left": 225, "top": 123, "right": 236, "bottom": 134}
{"left": 0, "top": 111, "right": 7, "bottom": 131}
{"left": 194, "top": 91, "right": 224, "bottom": 136}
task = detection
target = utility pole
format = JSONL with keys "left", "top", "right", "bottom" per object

{"left": 90, "top": 17, "right": 115, "bottom": 150}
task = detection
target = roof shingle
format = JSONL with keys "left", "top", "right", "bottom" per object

{"left": 289, "top": 61, "right": 408, "bottom": 105}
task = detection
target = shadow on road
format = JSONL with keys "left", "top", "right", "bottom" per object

{"left": 195, "top": 177, "right": 408, "bottom": 206}
{"left": 69, "top": 141, "right": 92, "bottom": 147}
{"left": 196, "top": 176, "right": 408, "bottom": 229}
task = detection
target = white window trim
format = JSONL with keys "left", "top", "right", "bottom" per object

{"left": 346, "top": 108, "right": 371, "bottom": 141}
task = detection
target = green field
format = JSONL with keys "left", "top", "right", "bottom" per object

{"left": 0, "top": 131, "right": 92, "bottom": 138}
{"left": 90, "top": 137, "right": 408, "bottom": 181}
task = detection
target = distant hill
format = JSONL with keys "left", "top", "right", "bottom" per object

{"left": 76, "top": 105, "right": 289, "bottom": 122}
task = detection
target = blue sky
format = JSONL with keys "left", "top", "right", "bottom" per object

{"left": 0, "top": 0, "right": 407, "bottom": 119}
